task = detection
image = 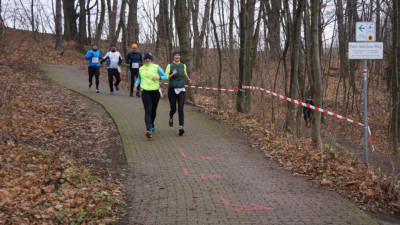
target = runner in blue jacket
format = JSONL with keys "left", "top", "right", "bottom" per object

{"left": 85, "top": 43, "right": 102, "bottom": 93}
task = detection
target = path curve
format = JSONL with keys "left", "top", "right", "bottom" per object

{"left": 42, "top": 64, "right": 377, "bottom": 225}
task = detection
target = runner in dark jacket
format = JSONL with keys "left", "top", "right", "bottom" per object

{"left": 126, "top": 44, "right": 143, "bottom": 97}
{"left": 166, "top": 51, "right": 192, "bottom": 136}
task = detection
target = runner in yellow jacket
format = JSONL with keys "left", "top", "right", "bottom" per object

{"left": 134, "top": 52, "right": 168, "bottom": 138}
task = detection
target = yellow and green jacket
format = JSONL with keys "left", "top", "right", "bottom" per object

{"left": 136, "top": 63, "right": 167, "bottom": 91}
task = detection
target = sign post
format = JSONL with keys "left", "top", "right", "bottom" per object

{"left": 349, "top": 22, "right": 382, "bottom": 168}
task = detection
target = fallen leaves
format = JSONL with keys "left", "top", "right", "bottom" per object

{"left": 0, "top": 34, "right": 127, "bottom": 224}
{"left": 194, "top": 98, "right": 400, "bottom": 215}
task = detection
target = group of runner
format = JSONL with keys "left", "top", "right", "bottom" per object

{"left": 85, "top": 43, "right": 191, "bottom": 138}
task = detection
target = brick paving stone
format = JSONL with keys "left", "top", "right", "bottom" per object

{"left": 43, "top": 64, "right": 378, "bottom": 225}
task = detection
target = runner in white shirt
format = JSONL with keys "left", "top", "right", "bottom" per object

{"left": 101, "top": 44, "right": 123, "bottom": 95}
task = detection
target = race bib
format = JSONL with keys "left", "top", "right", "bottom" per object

{"left": 132, "top": 63, "right": 139, "bottom": 68}
{"left": 92, "top": 57, "right": 99, "bottom": 63}
{"left": 174, "top": 88, "right": 186, "bottom": 95}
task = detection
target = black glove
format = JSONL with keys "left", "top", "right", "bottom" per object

{"left": 100, "top": 59, "right": 105, "bottom": 64}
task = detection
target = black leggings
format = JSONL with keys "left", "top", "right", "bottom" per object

{"left": 142, "top": 90, "right": 160, "bottom": 131}
{"left": 130, "top": 68, "right": 140, "bottom": 92}
{"left": 88, "top": 66, "right": 100, "bottom": 89}
{"left": 168, "top": 87, "right": 186, "bottom": 127}
{"left": 108, "top": 68, "right": 121, "bottom": 92}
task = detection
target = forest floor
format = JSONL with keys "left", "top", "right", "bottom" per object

{"left": 0, "top": 28, "right": 399, "bottom": 224}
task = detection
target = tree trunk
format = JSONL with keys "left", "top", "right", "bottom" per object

{"left": 211, "top": 0, "right": 222, "bottom": 109}
{"left": 55, "top": 0, "right": 63, "bottom": 50}
{"left": 236, "top": 0, "right": 262, "bottom": 113}
{"left": 95, "top": 0, "right": 105, "bottom": 45}
{"left": 0, "top": 0, "right": 3, "bottom": 42}
{"left": 156, "top": 0, "right": 172, "bottom": 62}
{"left": 109, "top": 0, "right": 118, "bottom": 45}
{"left": 63, "top": 0, "right": 77, "bottom": 41}
{"left": 78, "top": 0, "right": 87, "bottom": 52}
{"left": 311, "top": 0, "right": 322, "bottom": 148}
{"left": 284, "top": 0, "right": 304, "bottom": 131}
{"left": 119, "top": 0, "right": 128, "bottom": 56}
{"left": 335, "top": 0, "right": 349, "bottom": 108}
{"left": 236, "top": 0, "right": 246, "bottom": 113}
{"left": 392, "top": 0, "right": 399, "bottom": 156}
{"left": 228, "top": 0, "right": 234, "bottom": 50}
{"left": 127, "top": 0, "right": 139, "bottom": 44}
{"left": 266, "top": 0, "right": 281, "bottom": 61}
{"left": 175, "top": 0, "right": 193, "bottom": 101}
{"left": 86, "top": 0, "right": 91, "bottom": 42}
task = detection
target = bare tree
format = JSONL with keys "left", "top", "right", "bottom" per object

{"left": 116, "top": 0, "right": 128, "bottom": 56}
{"left": 63, "top": 0, "right": 78, "bottom": 41}
{"left": 228, "top": 0, "right": 234, "bottom": 50}
{"left": 211, "top": 0, "right": 222, "bottom": 109}
{"left": 391, "top": 0, "right": 399, "bottom": 155}
{"left": 265, "top": 0, "right": 281, "bottom": 61}
{"left": 108, "top": 0, "right": 118, "bottom": 45}
{"left": 311, "top": 0, "right": 322, "bottom": 148}
{"left": 127, "top": 0, "right": 139, "bottom": 44}
{"left": 86, "top": 0, "right": 97, "bottom": 43}
{"left": 175, "top": 0, "right": 192, "bottom": 100}
{"left": 77, "top": 0, "right": 87, "bottom": 51}
{"left": 284, "top": 0, "right": 304, "bottom": 131}
{"left": 0, "top": 0, "right": 3, "bottom": 42}
{"left": 55, "top": 0, "right": 63, "bottom": 50}
{"left": 156, "top": 0, "right": 172, "bottom": 62}
{"left": 94, "top": 0, "right": 105, "bottom": 45}
{"left": 236, "top": 0, "right": 263, "bottom": 113}
{"left": 191, "top": 0, "right": 211, "bottom": 70}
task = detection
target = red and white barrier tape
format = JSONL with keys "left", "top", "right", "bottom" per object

{"left": 160, "top": 82, "right": 240, "bottom": 92}
{"left": 242, "top": 85, "right": 375, "bottom": 151}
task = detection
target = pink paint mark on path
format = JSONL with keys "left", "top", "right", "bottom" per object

{"left": 179, "top": 148, "right": 219, "bottom": 160}
{"left": 183, "top": 168, "right": 222, "bottom": 179}
{"left": 219, "top": 196, "right": 273, "bottom": 211}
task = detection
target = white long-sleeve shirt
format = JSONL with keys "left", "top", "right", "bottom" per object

{"left": 103, "top": 51, "right": 122, "bottom": 69}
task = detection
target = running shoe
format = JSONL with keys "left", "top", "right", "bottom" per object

{"left": 136, "top": 92, "right": 141, "bottom": 97}
{"left": 96, "top": 89, "right": 100, "bottom": 93}
{"left": 115, "top": 85, "right": 119, "bottom": 91}
{"left": 89, "top": 84, "right": 92, "bottom": 90}
{"left": 179, "top": 127, "right": 184, "bottom": 136}
{"left": 130, "top": 92, "right": 133, "bottom": 97}
{"left": 169, "top": 116, "right": 173, "bottom": 127}
{"left": 151, "top": 124, "right": 156, "bottom": 132}
{"left": 110, "top": 91, "right": 114, "bottom": 95}
{"left": 146, "top": 131, "right": 152, "bottom": 138}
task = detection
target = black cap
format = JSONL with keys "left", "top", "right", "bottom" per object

{"left": 144, "top": 52, "right": 153, "bottom": 60}
{"left": 173, "top": 51, "right": 181, "bottom": 56}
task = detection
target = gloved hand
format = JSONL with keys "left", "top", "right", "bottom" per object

{"left": 92, "top": 52, "right": 94, "bottom": 56}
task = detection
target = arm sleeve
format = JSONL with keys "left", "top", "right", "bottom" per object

{"left": 101, "top": 53, "right": 109, "bottom": 63}
{"left": 135, "top": 73, "right": 141, "bottom": 86}
{"left": 165, "top": 64, "right": 171, "bottom": 80}
{"left": 184, "top": 64, "right": 187, "bottom": 75}
{"left": 157, "top": 66, "right": 168, "bottom": 81}
{"left": 139, "top": 54, "right": 143, "bottom": 66}
{"left": 125, "top": 53, "right": 130, "bottom": 63}
{"left": 85, "top": 51, "right": 92, "bottom": 60}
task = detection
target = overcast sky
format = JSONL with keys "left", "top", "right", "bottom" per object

{"left": 1, "top": 0, "right": 389, "bottom": 50}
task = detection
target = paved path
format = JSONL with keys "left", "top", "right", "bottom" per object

{"left": 42, "top": 64, "right": 377, "bottom": 225}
